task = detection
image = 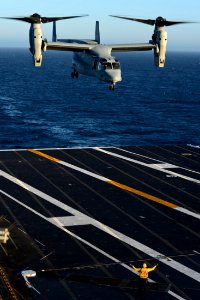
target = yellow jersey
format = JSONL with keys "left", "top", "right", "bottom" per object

{"left": 131, "top": 264, "right": 157, "bottom": 279}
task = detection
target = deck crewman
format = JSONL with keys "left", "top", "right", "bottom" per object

{"left": 130, "top": 262, "right": 158, "bottom": 294}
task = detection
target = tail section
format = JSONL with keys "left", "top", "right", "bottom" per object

{"left": 95, "top": 21, "right": 100, "bottom": 44}
{"left": 52, "top": 21, "right": 57, "bottom": 42}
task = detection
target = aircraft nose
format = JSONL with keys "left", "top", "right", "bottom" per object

{"left": 106, "top": 70, "right": 122, "bottom": 83}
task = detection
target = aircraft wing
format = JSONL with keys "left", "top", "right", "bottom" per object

{"left": 108, "top": 43, "right": 156, "bottom": 52}
{"left": 46, "top": 42, "right": 94, "bottom": 52}
{"left": 46, "top": 41, "right": 155, "bottom": 53}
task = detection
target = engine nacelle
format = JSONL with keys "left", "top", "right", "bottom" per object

{"left": 29, "top": 23, "right": 43, "bottom": 67}
{"left": 153, "top": 28, "right": 167, "bottom": 68}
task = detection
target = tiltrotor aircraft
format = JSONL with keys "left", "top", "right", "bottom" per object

{"left": 3, "top": 14, "right": 192, "bottom": 90}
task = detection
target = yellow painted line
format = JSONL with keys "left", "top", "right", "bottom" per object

{"left": 108, "top": 180, "right": 179, "bottom": 209}
{"left": 28, "top": 149, "right": 60, "bottom": 163}
{"left": 27, "top": 149, "right": 179, "bottom": 210}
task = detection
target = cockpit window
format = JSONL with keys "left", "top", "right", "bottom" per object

{"left": 98, "top": 60, "right": 120, "bottom": 70}
{"left": 103, "top": 63, "right": 112, "bottom": 70}
{"left": 112, "top": 62, "right": 120, "bottom": 69}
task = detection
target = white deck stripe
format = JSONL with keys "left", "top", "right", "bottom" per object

{"left": 38, "top": 150, "right": 200, "bottom": 219}
{"left": 149, "top": 163, "right": 177, "bottom": 169}
{"left": 114, "top": 147, "right": 200, "bottom": 175}
{"left": 1, "top": 170, "right": 99, "bottom": 218}
{"left": 27, "top": 150, "right": 200, "bottom": 219}
{"left": 0, "top": 190, "right": 126, "bottom": 265}
{"left": 95, "top": 148, "right": 200, "bottom": 184}
{"left": 114, "top": 147, "right": 173, "bottom": 163}
{"left": 51, "top": 216, "right": 93, "bottom": 226}
{"left": 175, "top": 207, "right": 200, "bottom": 220}
{"left": 168, "top": 291, "right": 186, "bottom": 300}
{"left": 1, "top": 169, "right": 200, "bottom": 285}
{"left": 0, "top": 189, "right": 187, "bottom": 300}
{"left": 51, "top": 216, "right": 200, "bottom": 283}
{"left": 58, "top": 160, "right": 109, "bottom": 182}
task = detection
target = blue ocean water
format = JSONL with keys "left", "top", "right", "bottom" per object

{"left": 0, "top": 48, "right": 200, "bottom": 149}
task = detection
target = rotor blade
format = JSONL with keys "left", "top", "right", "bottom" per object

{"left": 2, "top": 15, "right": 88, "bottom": 24}
{"left": 164, "top": 20, "right": 193, "bottom": 26}
{"left": 155, "top": 17, "right": 194, "bottom": 27}
{"left": 110, "top": 15, "right": 155, "bottom": 26}
{"left": 41, "top": 15, "right": 88, "bottom": 24}
{"left": 2, "top": 17, "right": 35, "bottom": 23}
{"left": 110, "top": 15, "right": 195, "bottom": 27}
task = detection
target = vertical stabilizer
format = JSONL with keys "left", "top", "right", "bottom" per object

{"left": 52, "top": 21, "right": 57, "bottom": 42}
{"left": 95, "top": 21, "right": 100, "bottom": 44}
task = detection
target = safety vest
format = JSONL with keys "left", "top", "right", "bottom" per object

{"left": 139, "top": 267, "right": 149, "bottom": 279}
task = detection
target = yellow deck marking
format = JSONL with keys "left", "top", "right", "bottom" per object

{"left": 27, "top": 149, "right": 179, "bottom": 209}
{"left": 108, "top": 180, "right": 178, "bottom": 208}
{"left": 28, "top": 149, "right": 60, "bottom": 163}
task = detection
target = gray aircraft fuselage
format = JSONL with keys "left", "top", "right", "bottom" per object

{"left": 72, "top": 45, "right": 122, "bottom": 85}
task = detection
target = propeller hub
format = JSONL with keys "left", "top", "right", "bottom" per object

{"left": 30, "top": 13, "right": 42, "bottom": 23}
{"left": 31, "top": 13, "right": 41, "bottom": 18}
{"left": 155, "top": 16, "right": 166, "bottom": 26}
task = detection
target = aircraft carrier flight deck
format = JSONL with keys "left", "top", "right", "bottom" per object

{"left": 0, "top": 145, "right": 200, "bottom": 300}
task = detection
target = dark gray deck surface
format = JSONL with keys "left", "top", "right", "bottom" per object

{"left": 0, "top": 145, "right": 200, "bottom": 300}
